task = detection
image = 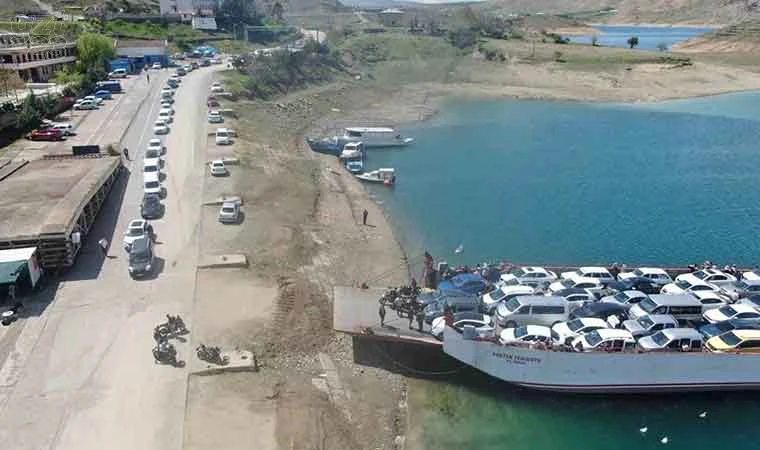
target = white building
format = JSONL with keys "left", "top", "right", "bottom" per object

{"left": 159, "top": 0, "right": 219, "bottom": 16}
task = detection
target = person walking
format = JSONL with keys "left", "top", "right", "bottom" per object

{"left": 416, "top": 311, "right": 424, "bottom": 332}
{"left": 378, "top": 303, "right": 386, "bottom": 327}
{"left": 362, "top": 209, "right": 368, "bottom": 226}
{"left": 408, "top": 311, "right": 414, "bottom": 330}
{"left": 146, "top": 72, "right": 150, "bottom": 83}
{"left": 98, "top": 237, "right": 109, "bottom": 257}
{"left": 123, "top": 147, "right": 130, "bottom": 161}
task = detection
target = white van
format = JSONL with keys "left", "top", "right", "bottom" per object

{"left": 109, "top": 68, "right": 128, "bottom": 78}
{"left": 494, "top": 295, "right": 569, "bottom": 328}
{"left": 628, "top": 294, "right": 703, "bottom": 323}
{"left": 143, "top": 158, "right": 160, "bottom": 176}
{"left": 143, "top": 172, "right": 162, "bottom": 197}
{"left": 215, "top": 128, "right": 232, "bottom": 145}
{"left": 158, "top": 108, "right": 173, "bottom": 123}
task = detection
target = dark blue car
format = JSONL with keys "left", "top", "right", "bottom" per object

{"left": 438, "top": 273, "right": 488, "bottom": 296}
{"left": 94, "top": 90, "right": 112, "bottom": 100}
{"left": 698, "top": 318, "right": 760, "bottom": 339}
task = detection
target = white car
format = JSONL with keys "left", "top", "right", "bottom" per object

{"left": 147, "top": 138, "right": 164, "bottom": 156}
{"left": 570, "top": 329, "right": 635, "bottom": 352}
{"left": 507, "top": 266, "right": 558, "bottom": 287}
{"left": 619, "top": 267, "right": 673, "bottom": 285}
{"left": 691, "top": 291, "right": 730, "bottom": 311}
{"left": 154, "top": 119, "right": 169, "bottom": 135}
{"left": 210, "top": 85, "right": 224, "bottom": 93}
{"left": 703, "top": 304, "right": 760, "bottom": 324}
{"left": 160, "top": 96, "right": 174, "bottom": 105}
{"left": 82, "top": 95, "right": 104, "bottom": 106}
{"left": 661, "top": 277, "right": 719, "bottom": 295}
{"left": 723, "top": 278, "right": 760, "bottom": 301}
{"left": 151, "top": 62, "right": 162, "bottom": 69}
{"left": 218, "top": 201, "right": 240, "bottom": 224}
{"left": 73, "top": 99, "right": 98, "bottom": 110}
{"left": 600, "top": 290, "right": 648, "bottom": 307}
{"left": 123, "top": 219, "right": 150, "bottom": 251}
{"left": 109, "top": 68, "right": 127, "bottom": 78}
{"left": 551, "top": 318, "right": 609, "bottom": 345}
{"left": 143, "top": 156, "right": 161, "bottom": 176}
{"left": 675, "top": 269, "right": 737, "bottom": 289}
{"left": 169, "top": 75, "right": 181, "bottom": 84}
{"left": 143, "top": 172, "right": 162, "bottom": 197}
{"left": 481, "top": 285, "right": 534, "bottom": 313}
{"left": 548, "top": 276, "right": 604, "bottom": 296}
{"left": 560, "top": 267, "right": 615, "bottom": 285}
{"left": 161, "top": 87, "right": 175, "bottom": 98}
{"left": 208, "top": 110, "right": 223, "bottom": 123}
{"left": 215, "top": 128, "right": 232, "bottom": 145}
{"left": 158, "top": 108, "right": 173, "bottom": 123}
{"left": 430, "top": 313, "right": 493, "bottom": 340}
{"left": 499, "top": 325, "right": 552, "bottom": 345}
{"left": 209, "top": 160, "right": 227, "bottom": 176}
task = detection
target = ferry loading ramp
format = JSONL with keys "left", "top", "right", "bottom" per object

{"left": 0, "top": 155, "right": 122, "bottom": 269}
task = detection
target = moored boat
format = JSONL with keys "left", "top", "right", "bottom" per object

{"left": 306, "top": 136, "right": 341, "bottom": 156}
{"left": 341, "top": 127, "right": 414, "bottom": 148}
{"left": 339, "top": 142, "right": 365, "bottom": 173}
{"left": 356, "top": 168, "right": 396, "bottom": 186}
{"left": 443, "top": 326, "right": 760, "bottom": 393}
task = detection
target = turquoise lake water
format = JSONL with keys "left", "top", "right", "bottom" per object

{"left": 363, "top": 92, "right": 760, "bottom": 450}
{"left": 566, "top": 25, "right": 713, "bottom": 51}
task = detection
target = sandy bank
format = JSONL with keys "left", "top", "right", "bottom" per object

{"left": 591, "top": 22, "right": 721, "bottom": 28}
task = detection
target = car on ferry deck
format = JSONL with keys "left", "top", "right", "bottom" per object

{"left": 703, "top": 304, "right": 760, "bottom": 324}
{"left": 628, "top": 294, "right": 703, "bottom": 323}
{"left": 423, "top": 295, "right": 480, "bottom": 324}
{"left": 600, "top": 290, "right": 649, "bottom": 308}
{"left": 481, "top": 284, "right": 534, "bottom": 314}
{"left": 705, "top": 329, "right": 760, "bottom": 353}
{"left": 499, "top": 325, "right": 552, "bottom": 345}
{"left": 675, "top": 269, "right": 737, "bottom": 289}
{"left": 619, "top": 267, "right": 673, "bottom": 285}
{"left": 548, "top": 277, "right": 604, "bottom": 297}
{"left": 570, "top": 329, "right": 636, "bottom": 352}
{"left": 691, "top": 291, "right": 730, "bottom": 311}
{"left": 560, "top": 267, "right": 616, "bottom": 285}
{"left": 438, "top": 273, "right": 488, "bottom": 296}
{"left": 638, "top": 328, "right": 704, "bottom": 352}
{"left": 507, "top": 266, "right": 557, "bottom": 288}
{"left": 606, "top": 277, "right": 662, "bottom": 295}
{"left": 660, "top": 277, "right": 719, "bottom": 295}
{"left": 698, "top": 318, "right": 760, "bottom": 339}
{"left": 621, "top": 314, "right": 678, "bottom": 338}
{"left": 722, "top": 278, "right": 760, "bottom": 301}
{"left": 553, "top": 288, "right": 597, "bottom": 311}
{"left": 737, "top": 295, "right": 760, "bottom": 310}
{"left": 430, "top": 312, "right": 493, "bottom": 340}
{"left": 569, "top": 302, "right": 628, "bottom": 323}
{"left": 494, "top": 296, "right": 568, "bottom": 328}
{"left": 551, "top": 318, "right": 609, "bottom": 345}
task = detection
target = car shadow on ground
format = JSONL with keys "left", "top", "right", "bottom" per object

{"left": 60, "top": 166, "right": 130, "bottom": 282}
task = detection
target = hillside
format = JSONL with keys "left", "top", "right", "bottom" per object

{"left": 474, "top": 0, "right": 754, "bottom": 25}
{"left": 674, "top": 17, "right": 760, "bottom": 52}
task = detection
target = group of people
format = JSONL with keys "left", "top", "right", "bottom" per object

{"left": 687, "top": 261, "right": 745, "bottom": 279}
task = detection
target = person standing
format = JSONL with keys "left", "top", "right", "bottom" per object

{"left": 408, "top": 311, "right": 414, "bottom": 330}
{"left": 378, "top": 303, "right": 386, "bottom": 327}
{"left": 146, "top": 71, "right": 150, "bottom": 83}
{"left": 416, "top": 311, "right": 424, "bottom": 332}
{"left": 123, "top": 147, "right": 130, "bottom": 161}
{"left": 362, "top": 209, "right": 368, "bottom": 226}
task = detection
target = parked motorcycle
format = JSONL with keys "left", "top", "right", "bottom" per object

{"left": 165, "top": 314, "right": 188, "bottom": 335}
{"left": 152, "top": 342, "right": 185, "bottom": 367}
{"left": 196, "top": 344, "right": 228, "bottom": 365}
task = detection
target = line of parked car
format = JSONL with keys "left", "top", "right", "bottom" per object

{"left": 424, "top": 265, "right": 760, "bottom": 352}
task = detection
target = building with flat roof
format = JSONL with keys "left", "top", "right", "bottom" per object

{"left": 0, "top": 155, "right": 121, "bottom": 269}
{"left": 0, "top": 33, "right": 77, "bottom": 82}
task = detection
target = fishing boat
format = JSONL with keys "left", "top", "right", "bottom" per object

{"left": 356, "top": 168, "right": 396, "bottom": 186}
{"left": 341, "top": 127, "right": 414, "bottom": 148}
{"left": 339, "top": 142, "right": 365, "bottom": 174}
{"left": 443, "top": 326, "right": 760, "bottom": 393}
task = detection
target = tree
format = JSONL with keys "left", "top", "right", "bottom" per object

{"left": 271, "top": 2, "right": 284, "bottom": 23}
{"left": 627, "top": 36, "right": 639, "bottom": 49}
{"left": 0, "top": 69, "right": 23, "bottom": 101}
{"left": 76, "top": 33, "right": 116, "bottom": 73}
{"left": 216, "top": 0, "right": 259, "bottom": 29}
{"left": 657, "top": 42, "right": 668, "bottom": 52}
{"left": 591, "top": 34, "right": 599, "bottom": 46}
{"left": 16, "top": 92, "right": 42, "bottom": 130}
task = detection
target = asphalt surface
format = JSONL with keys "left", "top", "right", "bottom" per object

{"left": 0, "top": 66, "right": 215, "bottom": 450}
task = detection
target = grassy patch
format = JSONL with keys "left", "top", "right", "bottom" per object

{"left": 339, "top": 32, "right": 464, "bottom": 84}
{"left": 104, "top": 20, "right": 208, "bottom": 40}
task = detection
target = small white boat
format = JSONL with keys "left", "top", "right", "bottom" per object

{"left": 355, "top": 168, "right": 396, "bottom": 186}
{"left": 341, "top": 127, "right": 414, "bottom": 148}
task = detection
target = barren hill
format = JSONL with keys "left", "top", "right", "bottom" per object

{"left": 674, "top": 17, "right": 760, "bottom": 51}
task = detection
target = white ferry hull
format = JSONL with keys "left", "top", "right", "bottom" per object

{"left": 443, "top": 328, "right": 760, "bottom": 393}
{"left": 341, "top": 136, "right": 414, "bottom": 148}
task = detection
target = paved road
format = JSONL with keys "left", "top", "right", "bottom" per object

{"left": 0, "top": 66, "right": 214, "bottom": 450}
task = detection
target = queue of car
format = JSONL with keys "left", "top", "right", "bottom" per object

{"left": 427, "top": 264, "right": 760, "bottom": 352}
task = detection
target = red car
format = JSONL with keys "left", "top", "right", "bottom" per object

{"left": 207, "top": 99, "right": 220, "bottom": 107}
{"left": 29, "top": 128, "right": 64, "bottom": 141}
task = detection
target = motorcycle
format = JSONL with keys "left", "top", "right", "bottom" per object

{"left": 152, "top": 342, "right": 185, "bottom": 367}
{"left": 165, "top": 314, "right": 188, "bottom": 335}
{"left": 196, "top": 344, "right": 228, "bottom": 365}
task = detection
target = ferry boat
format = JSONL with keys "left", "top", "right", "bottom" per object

{"left": 341, "top": 127, "right": 414, "bottom": 148}
{"left": 339, "top": 142, "right": 365, "bottom": 173}
{"left": 443, "top": 326, "right": 760, "bottom": 393}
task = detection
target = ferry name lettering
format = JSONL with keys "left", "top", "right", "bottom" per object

{"left": 491, "top": 351, "right": 541, "bottom": 365}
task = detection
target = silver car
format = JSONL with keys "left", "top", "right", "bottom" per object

{"left": 218, "top": 201, "right": 240, "bottom": 224}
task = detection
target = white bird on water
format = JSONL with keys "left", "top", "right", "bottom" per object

{"left": 698, "top": 411, "right": 708, "bottom": 418}
{"left": 639, "top": 427, "right": 648, "bottom": 433}
{"left": 661, "top": 437, "right": 669, "bottom": 444}
{"left": 454, "top": 243, "right": 464, "bottom": 254}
